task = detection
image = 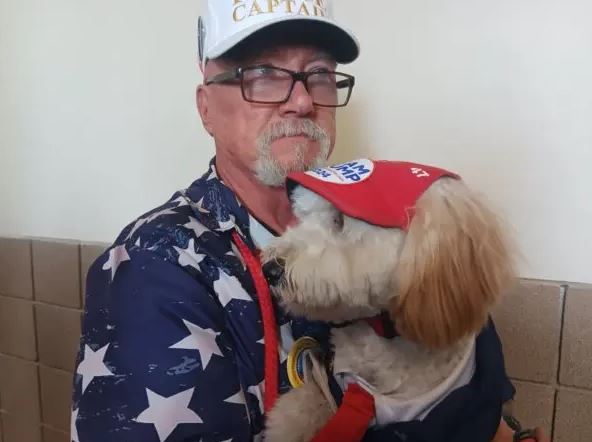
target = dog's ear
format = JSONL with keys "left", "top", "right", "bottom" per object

{"left": 391, "top": 177, "right": 517, "bottom": 349}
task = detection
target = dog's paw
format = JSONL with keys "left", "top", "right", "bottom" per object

{"left": 264, "top": 382, "right": 334, "bottom": 442}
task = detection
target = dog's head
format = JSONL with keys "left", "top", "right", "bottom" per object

{"left": 261, "top": 159, "right": 517, "bottom": 349}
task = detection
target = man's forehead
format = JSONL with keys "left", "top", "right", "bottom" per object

{"left": 215, "top": 27, "right": 339, "bottom": 67}
{"left": 248, "top": 44, "right": 336, "bottom": 65}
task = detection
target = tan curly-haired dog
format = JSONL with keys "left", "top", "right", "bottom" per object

{"left": 261, "top": 159, "right": 518, "bottom": 442}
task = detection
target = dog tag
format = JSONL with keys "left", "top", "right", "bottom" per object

{"left": 287, "top": 337, "right": 322, "bottom": 388}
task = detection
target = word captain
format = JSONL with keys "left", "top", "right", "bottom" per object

{"left": 233, "top": 0, "right": 327, "bottom": 22}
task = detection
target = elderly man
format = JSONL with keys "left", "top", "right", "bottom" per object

{"left": 71, "top": 1, "right": 548, "bottom": 441}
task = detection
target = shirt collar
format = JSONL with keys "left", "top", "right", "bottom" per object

{"left": 185, "top": 157, "right": 250, "bottom": 235}
{"left": 249, "top": 214, "right": 277, "bottom": 250}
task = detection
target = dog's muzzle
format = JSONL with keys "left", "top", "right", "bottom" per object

{"left": 262, "top": 258, "right": 286, "bottom": 287}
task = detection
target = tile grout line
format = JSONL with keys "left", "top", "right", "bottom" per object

{"left": 0, "top": 292, "right": 84, "bottom": 313}
{"left": 30, "top": 241, "right": 45, "bottom": 425}
{"left": 550, "top": 284, "right": 569, "bottom": 441}
{"left": 0, "top": 352, "right": 74, "bottom": 376}
{"left": 555, "top": 284, "right": 569, "bottom": 388}
{"left": 29, "top": 238, "right": 36, "bottom": 301}
{"left": 77, "top": 243, "right": 83, "bottom": 310}
{"left": 550, "top": 389, "right": 559, "bottom": 441}
{"left": 41, "top": 422, "right": 69, "bottom": 434}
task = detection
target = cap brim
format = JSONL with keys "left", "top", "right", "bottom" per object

{"left": 207, "top": 16, "right": 360, "bottom": 64}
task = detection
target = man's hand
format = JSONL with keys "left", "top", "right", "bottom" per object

{"left": 492, "top": 419, "right": 551, "bottom": 442}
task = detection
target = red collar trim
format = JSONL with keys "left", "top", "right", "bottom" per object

{"left": 333, "top": 311, "right": 398, "bottom": 339}
{"left": 364, "top": 311, "right": 398, "bottom": 339}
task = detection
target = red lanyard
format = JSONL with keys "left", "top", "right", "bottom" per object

{"left": 231, "top": 230, "right": 376, "bottom": 441}
{"left": 231, "top": 230, "right": 279, "bottom": 413}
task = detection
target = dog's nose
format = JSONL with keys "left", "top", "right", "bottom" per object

{"left": 262, "top": 258, "right": 286, "bottom": 287}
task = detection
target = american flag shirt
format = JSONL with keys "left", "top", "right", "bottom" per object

{"left": 72, "top": 157, "right": 515, "bottom": 442}
{"left": 72, "top": 158, "right": 330, "bottom": 442}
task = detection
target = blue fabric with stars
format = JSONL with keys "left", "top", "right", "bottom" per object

{"left": 72, "top": 157, "right": 515, "bottom": 442}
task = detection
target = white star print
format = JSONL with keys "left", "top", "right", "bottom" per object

{"left": 183, "top": 217, "right": 210, "bottom": 238}
{"left": 279, "top": 322, "right": 294, "bottom": 364}
{"left": 256, "top": 324, "right": 290, "bottom": 363}
{"left": 224, "top": 389, "right": 246, "bottom": 405}
{"left": 173, "top": 239, "right": 205, "bottom": 272}
{"left": 169, "top": 319, "right": 223, "bottom": 369}
{"left": 227, "top": 241, "right": 244, "bottom": 267}
{"left": 207, "top": 164, "right": 218, "bottom": 180}
{"left": 135, "top": 387, "right": 202, "bottom": 442}
{"left": 76, "top": 344, "right": 115, "bottom": 393}
{"left": 217, "top": 215, "right": 236, "bottom": 232}
{"left": 247, "top": 380, "right": 265, "bottom": 414}
{"left": 214, "top": 271, "right": 253, "bottom": 307}
{"left": 126, "top": 208, "right": 178, "bottom": 240}
{"left": 194, "top": 197, "right": 210, "bottom": 214}
{"left": 170, "top": 195, "right": 188, "bottom": 207}
{"left": 102, "top": 245, "right": 130, "bottom": 281}
{"left": 71, "top": 408, "right": 80, "bottom": 442}
{"left": 224, "top": 387, "right": 251, "bottom": 425}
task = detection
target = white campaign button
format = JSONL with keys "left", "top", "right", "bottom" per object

{"left": 305, "top": 159, "right": 374, "bottom": 184}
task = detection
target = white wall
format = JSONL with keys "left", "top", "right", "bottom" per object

{"left": 1, "top": 0, "right": 590, "bottom": 283}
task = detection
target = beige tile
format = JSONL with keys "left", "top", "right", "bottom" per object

{"left": 0, "top": 355, "right": 41, "bottom": 422}
{"left": 39, "top": 367, "right": 73, "bottom": 431}
{"left": 41, "top": 426, "right": 69, "bottom": 442}
{"left": 80, "top": 243, "right": 107, "bottom": 307}
{"left": 0, "top": 237, "right": 33, "bottom": 299}
{"left": 560, "top": 285, "right": 592, "bottom": 389}
{"left": 505, "top": 380, "right": 555, "bottom": 436}
{"left": 492, "top": 279, "right": 563, "bottom": 383}
{"left": 554, "top": 388, "right": 592, "bottom": 442}
{"left": 32, "top": 239, "right": 80, "bottom": 308}
{"left": 1, "top": 413, "right": 42, "bottom": 442}
{"left": 35, "top": 304, "right": 81, "bottom": 372}
{"left": 0, "top": 296, "right": 37, "bottom": 360}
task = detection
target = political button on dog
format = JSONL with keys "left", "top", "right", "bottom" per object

{"left": 305, "top": 159, "right": 375, "bottom": 184}
{"left": 287, "top": 336, "right": 323, "bottom": 388}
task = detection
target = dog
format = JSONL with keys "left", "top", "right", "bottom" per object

{"left": 261, "top": 159, "right": 517, "bottom": 442}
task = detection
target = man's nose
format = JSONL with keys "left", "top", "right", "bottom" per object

{"left": 279, "top": 81, "right": 314, "bottom": 116}
{"left": 262, "top": 258, "right": 286, "bottom": 286}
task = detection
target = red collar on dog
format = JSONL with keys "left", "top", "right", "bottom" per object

{"left": 365, "top": 311, "right": 398, "bottom": 339}
{"left": 333, "top": 311, "right": 398, "bottom": 339}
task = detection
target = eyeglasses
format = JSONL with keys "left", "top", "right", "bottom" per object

{"left": 205, "top": 65, "right": 355, "bottom": 107}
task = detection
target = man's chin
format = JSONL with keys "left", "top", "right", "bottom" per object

{"left": 255, "top": 155, "right": 324, "bottom": 188}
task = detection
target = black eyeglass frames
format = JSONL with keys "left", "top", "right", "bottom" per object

{"left": 205, "top": 66, "right": 355, "bottom": 107}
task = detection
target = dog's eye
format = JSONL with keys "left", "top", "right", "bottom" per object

{"left": 333, "top": 212, "right": 344, "bottom": 231}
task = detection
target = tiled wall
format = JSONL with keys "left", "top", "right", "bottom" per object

{"left": 0, "top": 236, "right": 591, "bottom": 441}
{"left": 0, "top": 237, "right": 105, "bottom": 442}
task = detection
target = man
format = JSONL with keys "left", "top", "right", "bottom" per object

{"left": 71, "top": 1, "right": 548, "bottom": 441}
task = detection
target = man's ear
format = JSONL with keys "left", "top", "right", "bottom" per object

{"left": 197, "top": 84, "right": 214, "bottom": 137}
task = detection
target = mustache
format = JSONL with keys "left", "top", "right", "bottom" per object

{"left": 258, "top": 119, "right": 328, "bottom": 145}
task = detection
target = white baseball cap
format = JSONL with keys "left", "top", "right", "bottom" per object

{"left": 198, "top": 0, "right": 360, "bottom": 70}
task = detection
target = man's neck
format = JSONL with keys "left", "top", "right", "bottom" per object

{"left": 216, "top": 159, "right": 296, "bottom": 235}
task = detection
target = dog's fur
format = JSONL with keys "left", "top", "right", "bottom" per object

{"left": 262, "top": 176, "right": 517, "bottom": 442}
